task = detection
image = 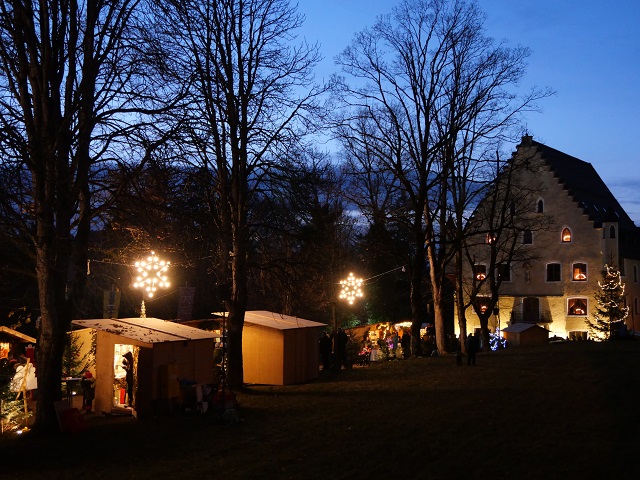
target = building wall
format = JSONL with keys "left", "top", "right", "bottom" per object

{"left": 457, "top": 142, "right": 636, "bottom": 340}
{"left": 621, "top": 256, "right": 640, "bottom": 334}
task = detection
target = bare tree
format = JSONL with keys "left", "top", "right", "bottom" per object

{"left": 154, "top": 0, "right": 323, "bottom": 388}
{"left": 0, "top": 0, "right": 173, "bottom": 432}
{"left": 333, "top": 0, "right": 550, "bottom": 353}
{"left": 456, "top": 147, "right": 551, "bottom": 351}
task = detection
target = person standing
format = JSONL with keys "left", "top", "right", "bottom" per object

{"left": 401, "top": 330, "right": 411, "bottom": 359}
{"left": 122, "top": 351, "right": 134, "bottom": 406}
{"left": 80, "top": 370, "right": 96, "bottom": 412}
{"left": 319, "top": 332, "right": 332, "bottom": 371}
{"left": 391, "top": 330, "right": 399, "bottom": 358}
{"left": 334, "top": 328, "right": 349, "bottom": 370}
{"left": 466, "top": 333, "right": 477, "bottom": 366}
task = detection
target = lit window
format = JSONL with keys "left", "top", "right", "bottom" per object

{"left": 546, "top": 263, "right": 561, "bottom": 282}
{"left": 568, "top": 298, "right": 587, "bottom": 315}
{"left": 474, "top": 265, "right": 487, "bottom": 281}
{"left": 485, "top": 232, "right": 496, "bottom": 244}
{"left": 561, "top": 228, "right": 572, "bottom": 243}
{"left": 522, "top": 230, "right": 533, "bottom": 244}
{"left": 474, "top": 297, "right": 490, "bottom": 314}
{"left": 537, "top": 199, "right": 544, "bottom": 213}
{"left": 572, "top": 263, "right": 587, "bottom": 281}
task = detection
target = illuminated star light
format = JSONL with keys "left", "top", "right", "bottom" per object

{"left": 339, "top": 272, "right": 364, "bottom": 305}
{"left": 133, "top": 251, "right": 171, "bottom": 298}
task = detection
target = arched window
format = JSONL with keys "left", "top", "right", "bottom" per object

{"left": 561, "top": 228, "right": 572, "bottom": 243}
{"left": 609, "top": 225, "right": 616, "bottom": 239}
{"left": 537, "top": 199, "right": 544, "bottom": 213}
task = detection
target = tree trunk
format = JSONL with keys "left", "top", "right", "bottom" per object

{"left": 454, "top": 252, "right": 468, "bottom": 353}
{"left": 226, "top": 238, "right": 248, "bottom": 390}
{"left": 427, "top": 243, "right": 447, "bottom": 354}
{"left": 409, "top": 263, "right": 424, "bottom": 357}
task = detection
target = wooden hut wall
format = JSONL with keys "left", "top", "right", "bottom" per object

{"left": 282, "top": 327, "right": 322, "bottom": 385}
{"left": 151, "top": 339, "right": 215, "bottom": 399}
{"left": 243, "top": 324, "right": 285, "bottom": 385}
{"left": 504, "top": 327, "right": 549, "bottom": 347}
{"left": 520, "top": 327, "right": 549, "bottom": 347}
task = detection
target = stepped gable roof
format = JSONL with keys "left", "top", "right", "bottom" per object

{"left": 524, "top": 138, "right": 636, "bottom": 230}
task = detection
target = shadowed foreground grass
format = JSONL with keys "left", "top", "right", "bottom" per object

{"left": 2, "top": 341, "right": 640, "bottom": 479}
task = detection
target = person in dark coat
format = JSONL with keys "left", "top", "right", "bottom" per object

{"left": 466, "top": 333, "right": 477, "bottom": 366}
{"left": 319, "top": 332, "right": 332, "bottom": 371}
{"left": 401, "top": 330, "right": 411, "bottom": 359}
{"left": 122, "top": 351, "right": 134, "bottom": 406}
{"left": 334, "top": 328, "right": 349, "bottom": 370}
{"left": 80, "top": 370, "right": 96, "bottom": 412}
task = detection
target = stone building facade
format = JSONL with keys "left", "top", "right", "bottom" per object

{"left": 460, "top": 136, "right": 640, "bottom": 340}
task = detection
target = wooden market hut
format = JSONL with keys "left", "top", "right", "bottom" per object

{"left": 501, "top": 323, "right": 550, "bottom": 347}
{"left": 71, "top": 317, "right": 216, "bottom": 418}
{"left": 0, "top": 326, "right": 36, "bottom": 361}
{"left": 241, "top": 311, "right": 325, "bottom": 386}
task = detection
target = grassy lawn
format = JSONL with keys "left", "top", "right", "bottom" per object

{"left": 2, "top": 340, "right": 640, "bottom": 479}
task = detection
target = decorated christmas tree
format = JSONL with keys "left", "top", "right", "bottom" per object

{"left": 586, "top": 265, "right": 629, "bottom": 341}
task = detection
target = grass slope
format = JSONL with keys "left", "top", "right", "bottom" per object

{"left": 2, "top": 340, "right": 639, "bottom": 479}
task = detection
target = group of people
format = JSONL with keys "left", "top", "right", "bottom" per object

{"left": 319, "top": 326, "right": 415, "bottom": 371}
{"left": 320, "top": 326, "right": 486, "bottom": 369}
{"left": 319, "top": 328, "right": 350, "bottom": 371}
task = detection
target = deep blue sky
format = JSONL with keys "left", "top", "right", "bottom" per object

{"left": 297, "top": 0, "right": 640, "bottom": 224}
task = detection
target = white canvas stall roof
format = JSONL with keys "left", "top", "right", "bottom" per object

{"left": 71, "top": 317, "right": 216, "bottom": 344}
{"left": 242, "top": 311, "right": 325, "bottom": 330}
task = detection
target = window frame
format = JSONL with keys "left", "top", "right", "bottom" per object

{"left": 572, "top": 262, "right": 588, "bottom": 282}
{"left": 522, "top": 229, "right": 533, "bottom": 245}
{"left": 567, "top": 297, "right": 588, "bottom": 316}
{"left": 496, "top": 263, "right": 511, "bottom": 282}
{"left": 561, "top": 227, "right": 572, "bottom": 243}
{"left": 546, "top": 262, "right": 561, "bottom": 282}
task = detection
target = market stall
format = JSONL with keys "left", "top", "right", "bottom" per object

{"left": 72, "top": 317, "right": 216, "bottom": 418}
{"left": 241, "top": 311, "right": 325, "bottom": 385}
